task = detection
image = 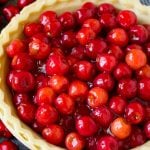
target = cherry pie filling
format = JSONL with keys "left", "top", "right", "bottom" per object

{"left": 5, "top": 2, "right": 150, "bottom": 150}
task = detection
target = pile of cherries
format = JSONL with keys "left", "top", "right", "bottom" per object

{"left": 5, "top": 1, "right": 150, "bottom": 150}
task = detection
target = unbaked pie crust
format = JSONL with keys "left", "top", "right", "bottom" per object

{"left": 0, "top": 0, "right": 150, "bottom": 149}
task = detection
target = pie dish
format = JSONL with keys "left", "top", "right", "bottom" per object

{"left": 0, "top": 0, "right": 150, "bottom": 150}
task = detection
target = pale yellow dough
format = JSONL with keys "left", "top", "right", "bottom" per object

{"left": 0, "top": 0, "right": 150, "bottom": 150}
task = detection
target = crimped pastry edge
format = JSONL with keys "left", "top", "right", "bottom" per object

{"left": 0, "top": 0, "right": 150, "bottom": 150}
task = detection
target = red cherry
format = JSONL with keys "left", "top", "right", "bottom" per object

{"left": 82, "top": 2, "right": 97, "bottom": 15}
{"left": 71, "top": 46, "right": 86, "bottom": 59}
{"left": 2, "top": 5, "right": 19, "bottom": 21}
{"left": 17, "top": 0, "right": 35, "bottom": 9}
{"left": 65, "top": 132, "right": 85, "bottom": 150}
{"left": 144, "top": 121, "right": 150, "bottom": 138}
{"left": 117, "top": 10, "right": 137, "bottom": 29}
{"left": 125, "top": 101, "right": 145, "bottom": 124}
{"left": 76, "top": 116, "right": 97, "bottom": 137}
{"left": 54, "top": 93, "right": 75, "bottom": 115}
{"left": 107, "top": 28, "right": 129, "bottom": 47}
{"left": 46, "top": 53, "right": 69, "bottom": 76}
{"left": 31, "top": 33, "right": 49, "bottom": 44}
{"left": 42, "top": 124, "right": 64, "bottom": 145}
{"left": 0, "top": 141, "right": 17, "bottom": 150}
{"left": 97, "top": 136, "right": 118, "bottom": 150}
{"left": 92, "top": 106, "right": 113, "bottom": 127}
{"left": 24, "top": 22, "right": 43, "bottom": 37}
{"left": 126, "top": 44, "right": 142, "bottom": 52}
{"left": 117, "top": 78, "right": 137, "bottom": 99}
{"left": 32, "top": 121, "right": 44, "bottom": 133}
{"left": 17, "top": 102, "right": 36, "bottom": 124}
{"left": 35, "top": 104, "right": 59, "bottom": 126}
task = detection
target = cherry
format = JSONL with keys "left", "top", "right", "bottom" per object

{"left": 76, "top": 116, "right": 97, "bottom": 137}
{"left": 32, "top": 121, "right": 44, "bottom": 133}
{"left": 42, "top": 124, "right": 64, "bottom": 145}
{"left": 0, "top": 141, "right": 17, "bottom": 150}
{"left": 35, "top": 87, "right": 55, "bottom": 105}
{"left": 59, "top": 12, "right": 75, "bottom": 30}
{"left": 65, "top": 132, "right": 85, "bottom": 150}
{"left": 83, "top": 19, "right": 101, "bottom": 33}
{"left": 126, "top": 44, "right": 142, "bottom": 52}
{"left": 109, "top": 96, "right": 127, "bottom": 115}
{"left": 76, "top": 27, "right": 96, "bottom": 45}
{"left": 107, "top": 28, "right": 129, "bottom": 47}
{"left": 54, "top": 93, "right": 75, "bottom": 115}
{"left": 87, "top": 87, "right": 108, "bottom": 108}
{"left": 73, "top": 60, "right": 95, "bottom": 81}
{"left": 85, "top": 136, "right": 97, "bottom": 150}
{"left": 113, "top": 63, "right": 132, "bottom": 80}
{"left": 110, "top": 117, "right": 132, "bottom": 139}
{"left": 117, "top": 10, "right": 137, "bottom": 29}
{"left": 138, "top": 78, "right": 150, "bottom": 101}
{"left": 85, "top": 39, "right": 107, "bottom": 59}
{"left": 97, "top": 136, "right": 118, "bottom": 150}
{"left": 68, "top": 80, "right": 88, "bottom": 101}
{"left": 117, "top": 78, "right": 137, "bottom": 99}
{"left": 6, "top": 39, "right": 26, "bottom": 58}
{"left": 125, "top": 101, "right": 145, "bottom": 124}
{"left": 35, "top": 104, "right": 59, "bottom": 126}
{"left": 93, "top": 73, "right": 114, "bottom": 91}
{"left": 144, "top": 121, "right": 150, "bottom": 138}
{"left": 17, "top": 0, "right": 35, "bottom": 9}
{"left": 2, "top": 5, "right": 19, "bottom": 21}
{"left": 31, "top": 33, "right": 49, "bottom": 44}
{"left": 11, "top": 53, "right": 35, "bottom": 71}
{"left": 71, "top": 46, "right": 86, "bottom": 59}
{"left": 17, "top": 102, "right": 36, "bottom": 124}
{"left": 49, "top": 75, "right": 69, "bottom": 93}
{"left": 46, "top": 53, "right": 69, "bottom": 76}
{"left": 100, "top": 13, "right": 117, "bottom": 29}
{"left": 92, "top": 106, "right": 113, "bottom": 127}
{"left": 125, "top": 49, "right": 147, "bottom": 70}
{"left": 96, "top": 54, "right": 117, "bottom": 72}
{"left": 24, "top": 22, "right": 43, "bottom": 37}
{"left": 82, "top": 2, "right": 97, "bottom": 15}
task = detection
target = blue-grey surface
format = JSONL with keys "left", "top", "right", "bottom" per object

{"left": 140, "top": 0, "right": 150, "bottom": 5}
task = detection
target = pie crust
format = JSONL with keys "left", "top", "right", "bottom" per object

{"left": 0, "top": 0, "right": 150, "bottom": 149}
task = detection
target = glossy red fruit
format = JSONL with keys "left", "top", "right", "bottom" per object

{"left": 2, "top": 5, "right": 19, "bottom": 21}
{"left": 71, "top": 46, "right": 86, "bottom": 59}
{"left": 17, "top": 102, "right": 36, "bottom": 124}
{"left": 61, "top": 31, "right": 77, "bottom": 48}
{"left": 117, "top": 78, "right": 137, "bottom": 99}
{"left": 138, "top": 78, "right": 150, "bottom": 101}
{"left": 76, "top": 116, "right": 97, "bottom": 137}
{"left": 65, "top": 132, "right": 85, "bottom": 150}
{"left": 82, "top": 2, "right": 97, "bottom": 15}
{"left": 24, "top": 22, "right": 43, "bottom": 37}
{"left": 100, "top": 13, "right": 117, "bottom": 29}
{"left": 7, "top": 71, "right": 18, "bottom": 87}
{"left": 0, "top": 141, "right": 17, "bottom": 150}
{"left": 96, "top": 54, "right": 117, "bottom": 72}
{"left": 83, "top": 19, "right": 101, "bottom": 33}
{"left": 17, "top": 0, "right": 35, "bottom": 9}
{"left": 129, "top": 25, "right": 148, "bottom": 44}
{"left": 54, "top": 93, "right": 75, "bottom": 115}
{"left": 32, "top": 121, "right": 44, "bottom": 133}
{"left": 144, "top": 121, "right": 150, "bottom": 138}
{"left": 76, "top": 27, "right": 96, "bottom": 45}
{"left": 46, "top": 53, "right": 69, "bottom": 76}
{"left": 42, "top": 124, "right": 64, "bottom": 145}
{"left": 85, "top": 39, "right": 107, "bottom": 59}
{"left": 73, "top": 60, "right": 95, "bottom": 81}
{"left": 107, "top": 28, "right": 129, "bottom": 47}
{"left": 59, "top": 12, "right": 75, "bottom": 30}
{"left": 113, "top": 63, "right": 132, "bottom": 80}
{"left": 11, "top": 53, "right": 35, "bottom": 71}
{"left": 35, "top": 87, "right": 55, "bottom": 105}
{"left": 109, "top": 96, "right": 127, "bottom": 115}
{"left": 98, "top": 3, "right": 116, "bottom": 15}
{"left": 92, "top": 106, "right": 113, "bottom": 127}
{"left": 125, "top": 101, "right": 145, "bottom": 124}
{"left": 68, "top": 80, "right": 88, "bottom": 101}
{"left": 117, "top": 10, "right": 137, "bottom": 29}
{"left": 97, "top": 136, "right": 118, "bottom": 150}
{"left": 126, "top": 44, "right": 142, "bottom": 52}
{"left": 49, "top": 75, "right": 68, "bottom": 93}
{"left": 93, "top": 73, "right": 114, "bottom": 91}
{"left": 0, "top": 0, "right": 8, "bottom": 4}
{"left": 13, "top": 93, "right": 30, "bottom": 106}
{"left": 87, "top": 87, "right": 108, "bottom": 108}
{"left": 145, "top": 42, "right": 150, "bottom": 59}
{"left": 36, "top": 104, "right": 58, "bottom": 126}
{"left": 6, "top": 39, "right": 25, "bottom": 58}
